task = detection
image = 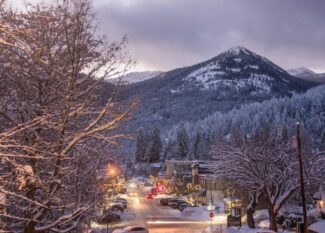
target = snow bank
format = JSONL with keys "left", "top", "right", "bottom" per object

{"left": 254, "top": 209, "right": 269, "bottom": 222}
{"left": 180, "top": 207, "right": 209, "bottom": 220}
{"left": 309, "top": 220, "right": 325, "bottom": 233}
{"left": 120, "top": 212, "right": 135, "bottom": 221}
{"left": 201, "top": 226, "right": 276, "bottom": 233}
{"left": 179, "top": 206, "right": 228, "bottom": 223}
{"left": 257, "top": 220, "right": 270, "bottom": 228}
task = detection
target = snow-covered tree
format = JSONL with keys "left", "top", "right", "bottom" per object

{"left": 0, "top": 0, "right": 133, "bottom": 231}
{"left": 176, "top": 124, "right": 189, "bottom": 158}
{"left": 135, "top": 127, "right": 146, "bottom": 162}
{"left": 210, "top": 127, "right": 325, "bottom": 231}
{"left": 192, "top": 130, "right": 201, "bottom": 158}
{"left": 145, "top": 127, "right": 162, "bottom": 163}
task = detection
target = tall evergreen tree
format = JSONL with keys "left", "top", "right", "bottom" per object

{"left": 135, "top": 127, "right": 146, "bottom": 162}
{"left": 176, "top": 124, "right": 189, "bottom": 158}
{"left": 146, "top": 127, "right": 162, "bottom": 163}
{"left": 193, "top": 130, "right": 201, "bottom": 158}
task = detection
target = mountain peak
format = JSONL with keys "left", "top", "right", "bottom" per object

{"left": 287, "top": 66, "right": 316, "bottom": 76}
{"left": 108, "top": 71, "right": 163, "bottom": 84}
{"left": 223, "top": 46, "right": 251, "bottom": 56}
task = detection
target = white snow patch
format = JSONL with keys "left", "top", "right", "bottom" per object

{"left": 254, "top": 209, "right": 268, "bottom": 222}
{"left": 179, "top": 207, "right": 227, "bottom": 223}
{"left": 201, "top": 226, "right": 277, "bottom": 233}
{"left": 193, "top": 73, "right": 273, "bottom": 92}
{"left": 170, "top": 89, "right": 181, "bottom": 94}
{"left": 257, "top": 219, "right": 270, "bottom": 228}
{"left": 185, "top": 61, "right": 225, "bottom": 84}
{"left": 244, "top": 65, "right": 259, "bottom": 70}
{"left": 309, "top": 220, "right": 325, "bottom": 233}
{"left": 120, "top": 212, "right": 136, "bottom": 221}
{"left": 226, "top": 67, "right": 241, "bottom": 72}
{"left": 225, "top": 46, "right": 250, "bottom": 55}
{"left": 108, "top": 71, "right": 163, "bottom": 84}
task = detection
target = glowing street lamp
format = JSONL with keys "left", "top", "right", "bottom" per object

{"left": 106, "top": 164, "right": 119, "bottom": 177}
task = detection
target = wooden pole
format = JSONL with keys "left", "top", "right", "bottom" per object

{"left": 296, "top": 122, "right": 308, "bottom": 233}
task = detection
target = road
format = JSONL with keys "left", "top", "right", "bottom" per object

{"left": 113, "top": 188, "right": 215, "bottom": 233}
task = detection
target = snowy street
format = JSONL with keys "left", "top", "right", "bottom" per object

{"left": 93, "top": 187, "right": 225, "bottom": 233}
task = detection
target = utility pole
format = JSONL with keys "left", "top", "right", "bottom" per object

{"left": 296, "top": 122, "right": 308, "bottom": 233}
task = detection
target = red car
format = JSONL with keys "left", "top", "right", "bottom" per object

{"left": 146, "top": 193, "right": 153, "bottom": 199}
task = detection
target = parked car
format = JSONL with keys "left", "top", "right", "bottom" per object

{"left": 115, "top": 197, "right": 127, "bottom": 204}
{"left": 168, "top": 199, "right": 186, "bottom": 208}
{"left": 111, "top": 200, "right": 127, "bottom": 209}
{"left": 108, "top": 204, "right": 124, "bottom": 213}
{"left": 112, "top": 226, "right": 148, "bottom": 233}
{"left": 160, "top": 198, "right": 174, "bottom": 206}
{"left": 97, "top": 211, "right": 120, "bottom": 224}
{"left": 178, "top": 202, "right": 195, "bottom": 211}
{"left": 178, "top": 203, "right": 189, "bottom": 211}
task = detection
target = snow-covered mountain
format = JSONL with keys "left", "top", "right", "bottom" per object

{"left": 108, "top": 71, "right": 163, "bottom": 84}
{"left": 287, "top": 67, "right": 325, "bottom": 83}
{"left": 287, "top": 66, "right": 316, "bottom": 77}
{"left": 179, "top": 46, "right": 308, "bottom": 95}
{"left": 121, "top": 46, "right": 318, "bottom": 132}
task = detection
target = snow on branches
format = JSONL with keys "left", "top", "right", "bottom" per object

{"left": 0, "top": 0, "right": 133, "bottom": 232}
{"left": 210, "top": 128, "right": 325, "bottom": 231}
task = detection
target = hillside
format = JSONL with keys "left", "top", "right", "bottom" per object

{"left": 121, "top": 46, "right": 318, "bottom": 133}
{"left": 108, "top": 71, "right": 163, "bottom": 84}
{"left": 287, "top": 67, "right": 325, "bottom": 84}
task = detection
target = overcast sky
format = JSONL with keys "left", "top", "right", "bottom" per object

{"left": 11, "top": 0, "right": 325, "bottom": 73}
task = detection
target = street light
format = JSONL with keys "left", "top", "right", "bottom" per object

{"left": 106, "top": 164, "right": 119, "bottom": 178}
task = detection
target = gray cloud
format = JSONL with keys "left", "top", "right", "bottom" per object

{"left": 10, "top": 0, "right": 325, "bottom": 72}
{"left": 95, "top": 0, "right": 325, "bottom": 72}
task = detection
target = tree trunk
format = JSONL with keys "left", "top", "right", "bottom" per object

{"left": 268, "top": 204, "right": 278, "bottom": 232}
{"left": 24, "top": 222, "right": 36, "bottom": 233}
{"left": 247, "top": 207, "right": 255, "bottom": 228}
{"left": 246, "top": 190, "right": 260, "bottom": 229}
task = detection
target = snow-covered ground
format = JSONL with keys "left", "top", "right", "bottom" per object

{"left": 179, "top": 206, "right": 228, "bottom": 223}
{"left": 309, "top": 219, "right": 325, "bottom": 233}
{"left": 200, "top": 226, "right": 277, "bottom": 233}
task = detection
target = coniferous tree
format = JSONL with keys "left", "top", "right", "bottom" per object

{"left": 135, "top": 127, "right": 146, "bottom": 162}
{"left": 146, "top": 127, "right": 162, "bottom": 163}
{"left": 176, "top": 124, "right": 189, "bottom": 158}
{"left": 193, "top": 130, "right": 201, "bottom": 158}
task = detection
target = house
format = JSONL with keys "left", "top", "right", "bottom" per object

{"left": 313, "top": 185, "right": 325, "bottom": 212}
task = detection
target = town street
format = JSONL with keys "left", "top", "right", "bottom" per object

{"left": 112, "top": 189, "right": 218, "bottom": 233}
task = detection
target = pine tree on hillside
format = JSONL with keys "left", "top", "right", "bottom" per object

{"left": 135, "top": 127, "right": 146, "bottom": 162}
{"left": 193, "top": 130, "right": 201, "bottom": 158}
{"left": 146, "top": 127, "right": 162, "bottom": 163}
{"left": 176, "top": 124, "right": 189, "bottom": 158}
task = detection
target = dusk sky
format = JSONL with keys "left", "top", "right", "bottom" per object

{"left": 12, "top": 0, "right": 325, "bottom": 73}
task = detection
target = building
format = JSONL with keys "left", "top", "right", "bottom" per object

{"left": 313, "top": 185, "right": 325, "bottom": 212}
{"left": 165, "top": 160, "right": 194, "bottom": 179}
